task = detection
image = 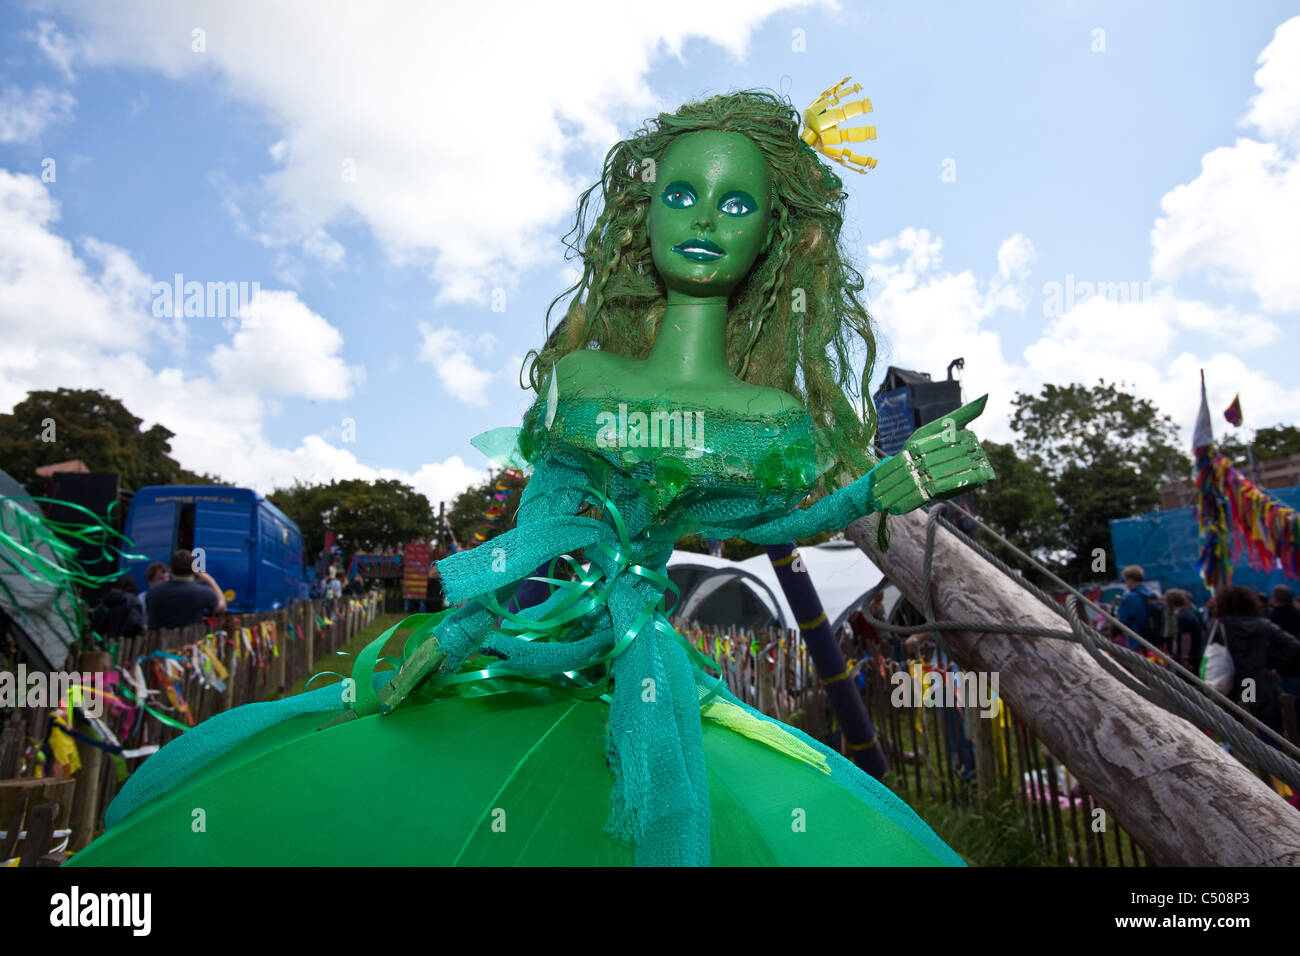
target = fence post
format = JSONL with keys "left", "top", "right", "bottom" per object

{"left": 68, "top": 649, "right": 112, "bottom": 851}
{"left": 973, "top": 709, "right": 998, "bottom": 805}
{"left": 305, "top": 601, "right": 317, "bottom": 675}
{"left": 272, "top": 609, "right": 287, "bottom": 697}
{"left": 220, "top": 616, "right": 236, "bottom": 713}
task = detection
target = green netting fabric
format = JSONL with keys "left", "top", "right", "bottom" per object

{"left": 423, "top": 391, "right": 904, "bottom": 865}
{"left": 91, "top": 388, "right": 959, "bottom": 868}
{"left": 518, "top": 395, "right": 837, "bottom": 529}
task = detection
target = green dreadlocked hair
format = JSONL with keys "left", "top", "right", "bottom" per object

{"left": 524, "top": 88, "right": 880, "bottom": 487}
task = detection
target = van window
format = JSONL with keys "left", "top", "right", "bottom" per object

{"left": 178, "top": 502, "right": 196, "bottom": 552}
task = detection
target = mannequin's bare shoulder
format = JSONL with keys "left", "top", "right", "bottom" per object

{"left": 723, "top": 382, "right": 807, "bottom": 418}
{"left": 553, "top": 350, "right": 644, "bottom": 398}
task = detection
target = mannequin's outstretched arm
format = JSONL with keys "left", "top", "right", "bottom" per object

{"left": 734, "top": 462, "right": 884, "bottom": 545}
{"left": 734, "top": 396, "right": 995, "bottom": 545}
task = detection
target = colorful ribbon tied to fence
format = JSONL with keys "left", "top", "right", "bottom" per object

{"left": 1196, "top": 446, "right": 1300, "bottom": 588}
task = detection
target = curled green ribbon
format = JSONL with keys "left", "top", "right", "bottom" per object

{"left": 337, "top": 449, "right": 725, "bottom": 716}
{"left": 1, "top": 494, "right": 146, "bottom": 648}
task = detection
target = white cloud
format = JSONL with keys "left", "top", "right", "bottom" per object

{"left": 402, "top": 456, "right": 489, "bottom": 507}
{"left": 301, "top": 228, "right": 345, "bottom": 266}
{"left": 858, "top": 18, "right": 1300, "bottom": 451}
{"left": 50, "top": 0, "right": 814, "bottom": 303}
{"left": 418, "top": 323, "right": 496, "bottom": 406}
{"left": 1150, "top": 16, "right": 1300, "bottom": 313}
{"left": 864, "top": 225, "right": 1299, "bottom": 449}
{"left": 0, "top": 170, "right": 151, "bottom": 349}
{"left": 866, "top": 228, "right": 1026, "bottom": 438}
{"left": 1150, "top": 139, "right": 1300, "bottom": 312}
{"left": 30, "top": 21, "right": 77, "bottom": 82}
{"left": 996, "top": 233, "right": 1037, "bottom": 280}
{"left": 1244, "top": 16, "right": 1300, "bottom": 151}
{"left": 207, "top": 434, "right": 485, "bottom": 507}
{"left": 0, "top": 169, "right": 479, "bottom": 504}
{"left": 0, "top": 85, "right": 75, "bottom": 143}
{"left": 210, "top": 289, "right": 364, "bottom": 400}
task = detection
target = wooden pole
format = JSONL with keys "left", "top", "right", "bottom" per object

{"left": 847, "top": 510, "right": 1300, "bottom": 865}
{"left": 305, "top": 601, "right": 317, "bottom": 674}
{"left": 765, "top": 543, "right": 888, "bottom": 778}
{"left": 68, "top": 649, "right": 111, "bottom": 852}
{"left": 272, "top": 609, "right": 287, "bottom": 697}
{"left": 973, "top": 706, "right": 998, "bottom": 806}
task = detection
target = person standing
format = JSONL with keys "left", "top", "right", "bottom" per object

{"left": 1114, "top": 565, "right": 1152, "bottom": 652}
{"left": 1267, "top": 584, "right": 1300, "bottom": 703}
{"left": 1214, "top": 585, "right": 1300, "bottom": 736}
{"left": 1165, "top": 589, "right": 1205, "bottom": 675}
{"left": 1269, "top": 584, "right": 1300, "bottom": 638}
{"left": 90, "top": 574, "right": 145, "bottom": 638}
{"left": 145, "top": 549, "right": 227, "bottom": 630}
{"left": 141, "top": 560, "right": 170, "bottom": 626}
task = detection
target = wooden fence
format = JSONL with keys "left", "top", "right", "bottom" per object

{"left": 678, "top": 618, "right": 1150, "bottom": 866}
{"left": 5, "top": 598, "right": 1150, "bottom": 866}
{"left": 1, "top": 593, "right": 380, "bottom": 865}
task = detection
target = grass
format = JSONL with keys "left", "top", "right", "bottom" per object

{"left": 283, "top": 613, "right": 414, "bottom": 698}
{"left": 870, "top": 726, "right": 1139, "bottom": 867}
{"left": 908, "top": 789, "right": 1062, "bottom": 867}
{"left": 874, "top": 735, "right": 1060, "bottom": 866}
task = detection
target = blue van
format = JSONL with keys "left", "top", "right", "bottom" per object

{"left": 123, "top": 486, "right": 310, "bottom": 613}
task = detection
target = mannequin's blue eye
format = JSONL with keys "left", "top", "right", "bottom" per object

{"left": 718, "top": 191, "right": 757, "bottom": 217}
{"left": 661, "top": 181, "right": 696, "bottom": 209}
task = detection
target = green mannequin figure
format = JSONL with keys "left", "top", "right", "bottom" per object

{"left": 72, "top": 88, "right": 993, "bottom": 869}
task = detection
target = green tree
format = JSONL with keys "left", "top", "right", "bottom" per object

{"left": 446, "top": 472, "right": 526, "bottom": 548}
{"left": 1254, "top": 424, "right": 1300, "bottom": 460}
{"left": 968, "top": 441, "right": 1062, "bottom": 563}
{"left": 1054, "top": 453, "right": 1158, "bottom": 580}
{"left": 270, "top": 478, "right": 436, "bottom": 559}
{"left": 1219, "top": 424, "right": 1300, "bottom": 466}
{"left": 268, "top": 482, "right": 332, "bottom": 559}
{"left": 0, "top": 388, "right": 222, "bottom": 492}
{"left": 674, "top": 533, "right": 766, "bottom": 562}
{"left": 1008, "top": 380, "right": 1190, "bottom": 580}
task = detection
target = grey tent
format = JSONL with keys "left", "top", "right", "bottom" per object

{"left": 0, "top": 468, "right": 82, "bottom": 669}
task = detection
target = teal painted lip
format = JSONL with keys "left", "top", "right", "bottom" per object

{"left": 671, "top": 238, "right": 726, "bottom": 261}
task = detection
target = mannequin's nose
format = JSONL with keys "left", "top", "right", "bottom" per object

{"left": 692, "top": 216, "right": 715, "bottom": 232}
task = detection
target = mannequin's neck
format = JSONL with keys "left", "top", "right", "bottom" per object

{"left": 644, "top": 291, "right": 730, "bottom": 382}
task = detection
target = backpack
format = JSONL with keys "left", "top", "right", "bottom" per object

{"left": 1138, "top": 589, "right": 1175, "bottom": 648}
{"left": 1200, "top": 618, "right": 1234, "bottom": 693}
{"left": 90, "top": 592, "right": 144, "bottom": 638}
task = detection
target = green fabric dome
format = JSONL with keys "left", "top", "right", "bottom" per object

{"left": 70, "top": 689, "right": 954, "bottom": 867}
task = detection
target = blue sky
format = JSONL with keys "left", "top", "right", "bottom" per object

{"left": 1, "top": 1, "right": 1297, "bottom": 505}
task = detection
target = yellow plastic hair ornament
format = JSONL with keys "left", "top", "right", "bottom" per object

{"left": 801, "top": 76, "right": 877, "bottom": 174}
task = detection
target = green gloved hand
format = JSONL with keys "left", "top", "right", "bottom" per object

{"left": 870, "top": 395, "right": 996, "bottom": 516}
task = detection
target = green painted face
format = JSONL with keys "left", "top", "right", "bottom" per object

{"left": 649, "top": 130, "right": 774, "bottom": 297}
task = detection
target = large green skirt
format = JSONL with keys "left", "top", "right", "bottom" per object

{"left": 69, "top": 689, "right": 955, "bottom": 866}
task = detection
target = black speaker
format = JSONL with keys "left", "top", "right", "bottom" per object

{"left": 42, "top": 472, "right": 123, "bottom": 595}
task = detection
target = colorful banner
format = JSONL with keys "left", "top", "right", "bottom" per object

{"left": 1197, "top": 447, "right": 1300, "bottom": 588}
{"left": 469, "top": 468, "right": 523, "bottom": 547}
{"left": 401, "top": 541, "right": 431, "bottom": 599}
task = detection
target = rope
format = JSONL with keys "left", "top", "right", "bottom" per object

{"left": 855, "top": 503, "right": 1300, "bottom": 794}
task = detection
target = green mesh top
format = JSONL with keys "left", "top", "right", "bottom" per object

{"left": 385, "top": 383, "right": 914, "bottom": 866}
{"left": 511, "top": 387, "right": 882, "bottom": 542}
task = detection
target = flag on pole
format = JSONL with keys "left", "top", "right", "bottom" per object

{"left": 1192, "top": 370, "right": 1214, "bottom": 451}
{"left": 1223, "top": 394, "right": 1243, "bottom": 427}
